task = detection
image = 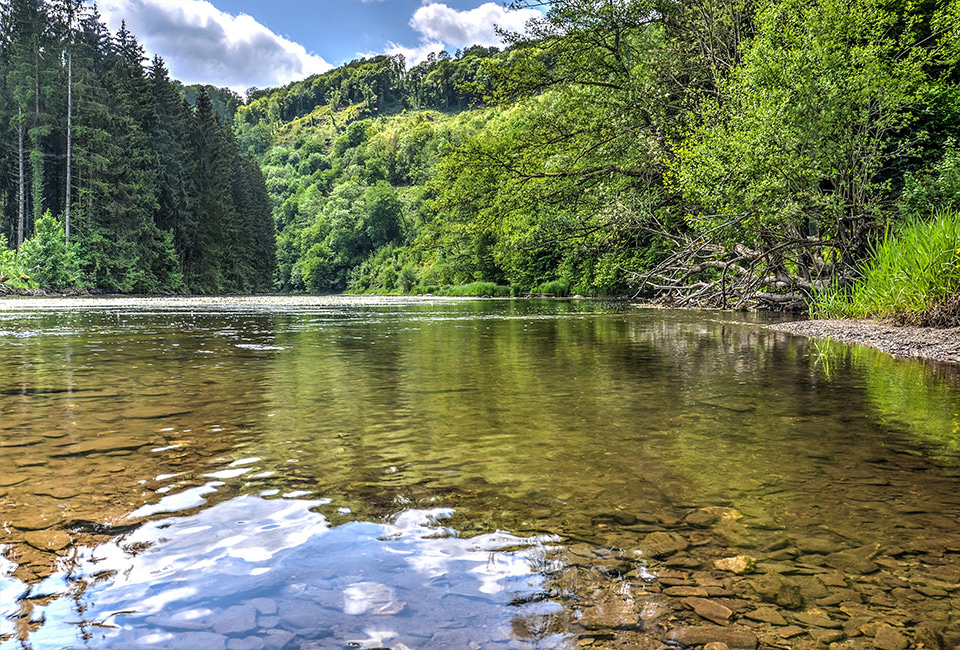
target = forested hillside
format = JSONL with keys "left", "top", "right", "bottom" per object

{"left": 0, "top": 0, "right": 275, "bottom": 293}
{"left": 240, "top": 0, "right": 960, "bottom": 310}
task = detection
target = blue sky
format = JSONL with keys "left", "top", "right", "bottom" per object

{"left": 92, "top": 0, "right": 540, "bottom": 94}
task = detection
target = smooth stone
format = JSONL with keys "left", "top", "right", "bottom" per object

{"left": 23, "top": 529, "right": 71, "bottom": 551}
{"left": 248, "top": 598, "right": 277, "bottom": 615}
{"left": 277, "top": 601, "right": 330, "bottom": 629}
{"left": 121, "top": 406, "right": 192, "bottom": 420}
{"left": 793, "top": 611, "right": 841, "bottom": 629}
{"left": 685, "top": 509, "right": 720, "bottom": 528}
{"left": 819, "top": 573, "right": 848, "bottom": 588}
{"left": 11, "top": 512, "right": 59, "bottom": 531}
{"left": 873, "top": 625, "right": 909, "bottom": 650}
{"left": 226, "top": 638, "right": 264, "bottom": 650}
{"left": 262, "top": 630, "right": 296, "bottom": 650}
{"left": 778, "top": 625, "right": 806, "bottom": 638}
{"left": 743, "top": 607, "right": 788, "bottom": 626}
{"left": 796, "top": 537, "right": 846, "bottom": 555}
{"left": 371, "top": 600, "right": 405, "bottom": 615}
{"left": 704, "top": 644, "right": 730, "bottom": 650}
{"left": 663, "top": 586, "right": 709, "bottom": 597}
{"left": 824, "top": 546, "right": 880, "bottom": 575}
{"left": 810, "top": 629, "right": 845, "bottom": 644}
{"left": 0, "top": 438, "right": 43, "bottom": 448}
{"left": 213, "top": 605, "right": 257, "bottom": 635}
{"left": 0, "top": 474, "right": 30, "bottom": 487}
{"left": 714, "top": 555, "right": 756, "bottom": 575}
{"left": 750, "top": 575, "right": 803, "bottom": 609}
{"left": 682, "top": 597, "right": 733, "bottom": 625}
{"left": 33, "top": 484, "right": 80, "bottom": 500}
{"left": 145, "top": 615, "right": 211, "bottom": 632}
{"left": 913, "top": 623, "right": 944, "bottom": 650}
{"left": 669, "top": 626, "right": 757, "bottom": 650}
{"left": 54, "top": 436, "right": 145, "bottom": 456}
{"left": 641, "top": 531, "right": 689, "bottom": 557}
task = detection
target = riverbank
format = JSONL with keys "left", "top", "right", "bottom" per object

{"left": 771, "top": 319, "right": 960, "bottom": 364}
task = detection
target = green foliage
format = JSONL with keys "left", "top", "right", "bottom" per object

{"left": 20, "top": 211, "right": 81, "bottom": 290}
{"left": 0, "top": 6, "right": 275, "bottom": 294}
{"left": 900, "top": 140, "right": 960, "bottom": 221}
{"left": 0, "top": 235, "right": 31, "bottom": 289}
{"left": 815, "top": 210, "right": 960, "bottom": 322}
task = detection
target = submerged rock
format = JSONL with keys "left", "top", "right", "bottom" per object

{"left": 714, "top": 555, "right": 756, "bottom": 575}
{"left": 682, "top": 597, "right": 733, "bottom": 625}
{"left": 640, "top": 531, "right": 689, "bottom": 557}
{"left": 669, "top": 626, "right": 758, "bottom": 649}
{"left": 873, "top": 625, "right": 909, "bottom": 650}
{"left": 743, "top": 607, "right": 787, "bottom": 626}
{"left": 23, "top": 529, "right": 71, "bottom": 551}
{"left": 750, "top": 575, "right": 803, "bottom": 609}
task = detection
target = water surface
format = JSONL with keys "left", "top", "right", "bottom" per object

{"left": 1, "top": 297, "right": 959, "bottom": 649}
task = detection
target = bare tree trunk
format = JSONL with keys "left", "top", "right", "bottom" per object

{"left": 17, "top": 106, "right": 25, "bottom": 249}
{"left": 65, "top": 51, "right": 72, "bottom": 243}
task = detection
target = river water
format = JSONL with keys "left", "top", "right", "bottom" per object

{"left": 1, "top": 297, "right": 959, "bottom": 650}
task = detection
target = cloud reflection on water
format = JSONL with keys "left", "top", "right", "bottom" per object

{"left": 1, "top": 496, "right": 566, "bottom": 649}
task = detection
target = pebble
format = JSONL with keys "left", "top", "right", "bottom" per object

{"left": 714, "top": 555, "right": 756, "bottom": 575}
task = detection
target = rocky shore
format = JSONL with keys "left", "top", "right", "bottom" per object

{"left": 770, "top": 319, "right": 960, "bottom": 364}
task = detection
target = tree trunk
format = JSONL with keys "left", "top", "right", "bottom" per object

{"left": 65, "top": 51, "right": 72, "bottom": 243}
{"left": 17, "top": 106, "right": 26, "bottom": 249}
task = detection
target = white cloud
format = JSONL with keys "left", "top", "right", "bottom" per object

{"left": 409, "top": 2, "right": 540, "bottom": 49}
{"left": 93, "top": 0, "right": 332, "bottom": 92}
{"left": 381, "top": 40, "right": 447, "bottom": 68}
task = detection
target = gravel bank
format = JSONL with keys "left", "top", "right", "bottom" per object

{"left": 771, "top": 319, "right": 960, "bottom": 364}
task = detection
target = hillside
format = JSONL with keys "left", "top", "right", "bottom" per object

{"left": 239, "top": 0, "right": 960, "bottom": 315}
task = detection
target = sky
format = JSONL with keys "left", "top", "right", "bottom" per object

{"left": 91, "top": 0, "right": 542, "bottom": 95}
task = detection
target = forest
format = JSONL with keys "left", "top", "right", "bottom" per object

{"left": 0, "top": 0, "right": 275, "bottom": 293}
{"left": 233, "top": 0, "right": 960, "bottom": 318}
{"left": 2, "top": 0, "right": 960, "bottom": 319}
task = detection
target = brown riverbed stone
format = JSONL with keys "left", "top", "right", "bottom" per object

{"left": 872, "top": 625, "right": 909, "bottom": 650}
{"left": 714, "top": 556, "right": 756, "bottom": 575}
{"left": 793, "top": 611, "right": 842, "bottom": 629}
{"left": 641, "top": 531, "right": 689, "bottom": 557}
{"left": 53, "top": 436, "right": 145, "bottom": 457}
{"left": 704, "top": 644, "right": 731, "bottom": 650}
{"left": 682, "top": 597, "right": 733, "bottom": 625}
{"left": 669, "top": 626, "right": 757, "bottom": 649}
{"left": 796, "top": 537, "right": 847, "bottom": 555}
{"left": 23, "top": 529, "right": 71, "bottom": 551}
{"left": 664, "top": 586, "right": 709, "bottom": 597}
{"left": 750, "top": 575, "right": 803, "bottom": 609}
{"left": 743, "top": 607, "right": 788, "bottom": 626}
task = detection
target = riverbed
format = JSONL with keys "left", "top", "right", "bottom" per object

{"left": 1, "top": 297, "right": 959, "bottom": 650}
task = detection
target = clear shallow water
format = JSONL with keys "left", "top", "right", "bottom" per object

{"left": 1, "top": 297, "right": 960, "bottom": 650}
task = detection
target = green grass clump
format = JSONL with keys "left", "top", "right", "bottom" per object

{"left": 533, "top": 279, "right": 571, "bottom": 296}
{"left": 435, "top": 282, "right": 512, "bottom": 297}
{"left": 815, "top": 210, "right": 960, "bottom": 323}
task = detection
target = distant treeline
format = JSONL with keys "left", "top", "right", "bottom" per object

{"left": 237, "top": 0, "right": 960, "bottom": 313}
{"left": 0, "top": 0, "right": 275, "bottom": 293}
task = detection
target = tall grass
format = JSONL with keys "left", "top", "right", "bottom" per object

{"left": 412, "top": 282, "right": 513, "bottom": 297}
{"left": 815, "top": 210, "right": 960, "bottom": 322}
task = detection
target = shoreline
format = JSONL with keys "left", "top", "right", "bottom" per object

{"left": 771, "top": 319, "right": 960, "bottom": 364}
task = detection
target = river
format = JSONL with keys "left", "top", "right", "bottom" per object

{"left": 1, "top": 296, "right": 958, "bottom": 650}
